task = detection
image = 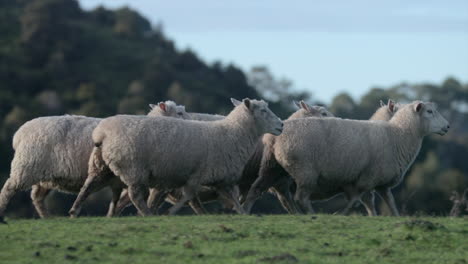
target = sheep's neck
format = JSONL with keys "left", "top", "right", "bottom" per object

{"left": 388, "top": 125, "right": 423, "bottom": 184}
{"left": 369, "top": 106, "right": 391, "bottom": 121}
{"left": 287, "top": 109, "right": 307, "bottom": 120}
{"left": 221, "top": 107, "right": 262, "bottom": 168}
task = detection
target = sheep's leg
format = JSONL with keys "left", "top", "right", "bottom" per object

{"left": 360, "top": 191, "right": 377, "bottom": 216}
{"left": 147, "top": 188, "right": 169, "bottom": 214}
{"left": 294, "top": 184, "right": 315, "bottom": 214}
{"left": 0, "top": 178, "right": 21, "bottom": 222}
{"left": 128, "top": 184, "right": 152, "bottom": 216}
{"left": 242, "top": 179, "right": 267, "bottom": 213}
{"left": 376, "top": 187, "right": 400, "bottom": 216}
{"left": 69, "top": 174, "right": 108, "bottom": 218}
{"left": 188, "top": 196, "right": 208, "bottom": 215}
{"left": 114, "top": 189, "right": 131, "bottom": 216}
{"left": 165, "top": 193, "right": 179, "bottom": 205}
{"left": 167, "top": 185, "right": 198, "bottom": 215}
{"left": 271, "top": 187, "right": 296, "bottom": 214}
{"left": 31, "top": 184, "right": 51, "bottom": 218}
{"left": 341, "top": 196, "right": 360, "bottom": 215}
{"left": 218, "top": 185, "right": 246, "bottom": 214}
{"left": 339, "top": 186, "right": 364, "bottom": 215}
{"left": 243, "top": 170, "right": 286, "bottom": 213}
{"left": 106, "top": 185, "right": 124, "bottom": 217}
{"left": 271, "top": 177, "right": 299, "bottom": 214}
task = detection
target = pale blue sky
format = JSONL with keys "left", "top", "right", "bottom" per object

{"left": 80, "top": 0, "right": 468, "bottom": 103}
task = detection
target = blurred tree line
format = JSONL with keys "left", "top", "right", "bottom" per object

{"left": 0, "top": 0, "right": 466, "bottom": 217}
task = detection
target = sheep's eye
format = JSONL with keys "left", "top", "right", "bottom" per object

{"left": 321, "top": 113, "right": 327, "bottom": 116}
{"left": 427, "top": 110, "right": 433, "bottom": 114}
{"left": 177, "top": 112, "right": 183, "bottom": 115}
{"left": 261, "top": 109, "right": 267, "bottom": 113}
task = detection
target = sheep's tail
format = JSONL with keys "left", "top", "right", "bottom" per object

{"left": 88, "top": 145, "right": 107, "bottom": 179}
{"left": 92, "top": 126, "right": 106, "bottom": 148}
{"left": 89, "top": 127, "right": 107, "bottom": 175}
{"left": 12, "top": 133, "right": 20, "bottom": 150}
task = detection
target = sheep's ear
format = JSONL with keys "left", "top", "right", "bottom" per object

{"left": 158, "top": 102, "right": 167, "bottom": 112}
{"left": 231, "top": 98, "right": 242, "bottom": 106}
{"left": 300, "top": 100, "right": 311, "bottom": 111}
{"left": 149, "top": 104, "right": 156, "bottom": 109}
{"left": 414, "top": 102, "right": 423, "bottom": 112}
{"left": 242, "top": 98, "right": 251, "bottom": 109}
{"left": 380, "top": 100, "right": 385, "bottom": 107}
{"left": 388, "top": 99, "right": 395, "bottom": 113}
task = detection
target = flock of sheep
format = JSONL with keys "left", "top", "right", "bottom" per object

{"left": 0, "top": 97, "right": 450, "bottom": 222}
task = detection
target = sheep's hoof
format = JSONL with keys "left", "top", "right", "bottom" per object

{"left": 68, "top": 210, "right": 78, "bottom": 218}
{"left": 0, "top": 216, "right": 7, "bottom": 225}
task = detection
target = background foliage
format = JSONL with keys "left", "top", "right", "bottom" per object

{"left": 0, "top": 0, "right": 466, "bottom": 217}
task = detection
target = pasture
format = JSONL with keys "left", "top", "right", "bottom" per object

{"left": 0, "top": 215, "right": 466, "bottom": 263}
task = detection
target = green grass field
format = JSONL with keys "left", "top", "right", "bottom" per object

{"left": 0, "top": 215, "right": 466, "bottom": 264}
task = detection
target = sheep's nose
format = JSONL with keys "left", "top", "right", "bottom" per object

{"left": 446, "top": 125, "right": 450, "bottom": 129}
{"left": 281, "top": 123, "right": 284, "bottom": 128}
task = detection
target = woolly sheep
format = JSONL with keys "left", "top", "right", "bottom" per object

{"left": 237, "top": 101, "right": 335, "bottom": 213}
{"left": 254, "top": 101, "right": 448, "bottom": 215}
{"left": 113, "top": 112, "right": 227, "bottom": 216}
{"left": 242, "top": 100, "right": 399, "bottom": 214}
{"left": 114, "top": 110, "right": 226, "bottom": 215}
{"left": 0, "top": 101, "right": 187, "bottom": 222}
{"left": 69, "top": 98, "right": 283, "bottom": 217}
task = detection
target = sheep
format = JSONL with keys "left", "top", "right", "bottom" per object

{"left": 68, "top": 98, "right": 283, "bottom": 217}
{"left": 111, "top": 111, "right": 237, "bottom": 215}
{"left": 135, "top": 100, "right": 334, "bottom": 215}
{"left": 148, "top": 102, "right": 189, "bottom": 118}
{"left": 252, "top": 101, "right": 448, "bottom": 216}
{"left": 112, "top": 111, "right": 226, "bottom": 215}
{"left": 0, "top": 101, "right": 187, "bottom": 221}
{"left": 242, "top": 99, "right": 402, "bottom": 215}
{"left": 237, "top": 101, "right": 334, "bottom": 213}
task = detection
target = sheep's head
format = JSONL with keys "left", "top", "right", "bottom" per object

{"left": 231, "top": 98, "right": 283, "bottom": 136}
{"left": 293, "top": 100, "right": 334, "bottom": 118}
{"left": 148, "top": 100, "right": 189, "bottom": 119}
{"left": 371, "top": 99, "right": 399, "bottom": 121}
{"left": 414, "top": 101, "right": 449, "bottom": 136}
{"left": 382, "top": 99, "right": 399, "bottom": 115}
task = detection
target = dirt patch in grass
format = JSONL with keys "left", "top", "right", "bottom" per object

{"left": 258, "top": 253, "right": 298, "bottom": 263}
{"left": 183, "top": 240, "right": 194, "bottom": 249}
{"left": 398, "top": 219, "right": 445, "bottom": 231}
{"left": 64, "top": 254, "right": 77, "bottom": 260}
{"left": 121, "top": 248, "right": 140, "bottom": 255}
{"left": 235, "top": 250, "right": 258, "bottom": 258}
{"left": 219, "top": 224, "right": 234, "bottom": 233}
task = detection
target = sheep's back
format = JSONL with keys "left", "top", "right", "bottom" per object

{"left": 189, "top": 113, "right": 225, "bottom": 121}
{"left": 275, "top": 118, "right": 389, "bottom": 185}
{"left": 98, "top": 116, "right": 244, "bottom": 187}
{"left": 11, "top": 116, "right": 101, "bottom": 188}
